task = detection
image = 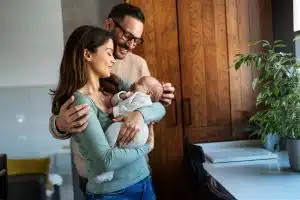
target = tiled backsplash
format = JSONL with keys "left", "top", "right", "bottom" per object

{"left": 0, "top": 85, "right": 70, "bottom": 158}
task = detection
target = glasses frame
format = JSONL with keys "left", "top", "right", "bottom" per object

{"left": 113, "top": 19, "right": 144, "bottom": 46}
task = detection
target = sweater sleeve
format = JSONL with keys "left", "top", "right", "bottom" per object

{"left": 117, "top": 81, "right": 166, "bottom": 123}
{"left": 48, "top": 114, "right": 71, "bottom": 140}
{"left": 111, "top": 91, "right": 127, "bottom": 106}
{"left": 139, "top": 57, "right": 150, "bottom": 77}
{"left": 113, "top": 93, "right": 153, "bottom": 118}
{"left": 72, "top": 93, "right": 152, "bottom": 172}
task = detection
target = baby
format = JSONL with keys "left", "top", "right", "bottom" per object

{"left": 93, "top": 76, "right": 163, "bottom": 183}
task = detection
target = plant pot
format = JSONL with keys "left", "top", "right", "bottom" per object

{"left": 263, "top": 133, "right": 280, "bottom": 152}
{"left": 287, "top": 137, "right": 300, "bottom": 171}
{"left": 279, "top": 137, "right": 287, "bottom": 150}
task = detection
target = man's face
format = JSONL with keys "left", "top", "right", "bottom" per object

{"left": 111, "top": 16, "right": 144, "bottom": 60}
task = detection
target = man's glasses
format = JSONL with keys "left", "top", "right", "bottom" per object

{"left": 113, "top": 20, "right": 144, "bottom": 46}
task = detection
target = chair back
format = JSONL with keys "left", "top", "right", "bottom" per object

{"left": 7, "top": 157, "right": 51, "bottom": 200}
{"left": 0, "top": 154, "right": 7, "bottom": 200}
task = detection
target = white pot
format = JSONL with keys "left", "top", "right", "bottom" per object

{"left": 287, "top": 137, "right": 300, "bottom": 171}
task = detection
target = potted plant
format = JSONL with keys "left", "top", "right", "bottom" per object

{"left": 233, "top": 40, "right": 300, "bottom": 171}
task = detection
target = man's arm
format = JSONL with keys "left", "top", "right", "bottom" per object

{"left": 48, "top": 95, "right": 90, "bottom": 139}
{"left": 49, "top": 115, "right": 71, "bottom": 139}
{"left": 50, "top": 75, "right": 174, "bottom": 139}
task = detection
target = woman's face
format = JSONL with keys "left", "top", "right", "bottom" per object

{"left": 87, "top": 39, "right": 116, "bottom": 78}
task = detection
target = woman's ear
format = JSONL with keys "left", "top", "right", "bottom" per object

{"left": 84, "top": 49, "right": 92, "bottom": 62}
{"left": 104, "top": 18, "right": 115, "bottom": 31}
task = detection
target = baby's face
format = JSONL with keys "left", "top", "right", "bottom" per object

{"left": 131, "top": 76, "right": 163, "bottom": 102}
{"left": 130, "top": 81, "right": 147, "bottom": 93}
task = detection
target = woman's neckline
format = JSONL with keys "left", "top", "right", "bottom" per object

{"left": 75, "top": 91, "right": 109, "bottom": 116}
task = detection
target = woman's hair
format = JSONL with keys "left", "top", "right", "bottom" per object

{"left": 50, "top": 25, "right": 120, "bottom": 115}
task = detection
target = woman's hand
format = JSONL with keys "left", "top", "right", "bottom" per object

{"left": 120, "top": 91, "right": 133, "bottom": 100}
{"left": 56, "top": 96, "right": 90, "bottom": 133}
{"left": 147, "top": 123, "right": 155, "bottom": 150}
{"left": 113, "top": 111, "right": 144, "bottom": 146}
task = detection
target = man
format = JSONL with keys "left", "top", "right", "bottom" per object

{"left": 49, "top": 3, "right": 175, "bottom": 196}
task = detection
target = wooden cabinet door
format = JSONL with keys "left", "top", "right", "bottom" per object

{"left": 177, "top": 0, "right": 232, "bottom": 143}
{"left": 227, "top": 0, "right": 273, "bottom": 138}
{"left": 125, "top": 0, "right": 187, "bottom": 199}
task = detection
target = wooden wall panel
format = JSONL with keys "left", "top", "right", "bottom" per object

{"left": 249, "top": 0, "right": 273, "bottom": 81}
{"left": 125, "top": 0, "right": 187, "bottom": 199}
{"left": 227, "top": 0, "right": 273, "bottom": 138}
{"left": 124, "top": 0, "right": 273, "bottom": 198}
{"left": 178, "top": 0, "right": 232, "bottom": 143}
{"left": 226, "top": 0, "right": 252, "bottom": 137}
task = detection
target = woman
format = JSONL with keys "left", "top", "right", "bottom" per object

{"left": 51, "top": 26, "right": 165, "bottom": 199}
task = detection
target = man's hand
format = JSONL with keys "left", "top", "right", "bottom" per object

{"left": 161, "top": 82, "right": 175, "bottom": 107}
{"left": 113, "top": 111, "right": 144, "bottom": 146}
{"left": 56, "top": 96, "right": 90, "bottom": 133}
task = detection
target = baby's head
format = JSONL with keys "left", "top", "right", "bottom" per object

{"left": 131, "top": 76, "right": 163, "bottom": 102}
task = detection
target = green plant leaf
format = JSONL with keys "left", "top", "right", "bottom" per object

{"left": 233, "top": 39, "right": 300, "bottom": 138}
{"left": 276, "top": 44, "right": 287, "bottom": 48}
{"left": 255, "top": 57, "right": 262, "bottom": 69}
{"left": 252, "top": 77, "right": 259, "bottom": 90}
{"left": 261, "top": 40, "right": 271, "bottom": 48}
{"left": 273, "top": 87, "right": 279, "bottom": 96}
{"left": 234, "top": 60, "right": 243, "bottom": 70}
{"left": 274, "top": 40, "right": 284, "bottom": 44}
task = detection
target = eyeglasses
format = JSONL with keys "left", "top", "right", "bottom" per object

{"left": 113, "top": 20, "right": 144, "bottom": 46}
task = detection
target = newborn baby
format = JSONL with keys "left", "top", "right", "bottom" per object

{"left": 106, "top": 76, "right": 163, "bottom": 146}
{"left": 94, "top": 76, "right": 163, "bottom": 183}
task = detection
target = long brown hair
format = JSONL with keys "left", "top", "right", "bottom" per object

{"left": 51, "top": 25, "right": 120, "bottom": 115}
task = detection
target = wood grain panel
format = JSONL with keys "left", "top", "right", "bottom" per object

{"left": 124, "top": 0, "right": 273, "bottom": 198}
{"left": 178, "top": 0, "right": 231, "bottom": 142}
{"left": 187, "top": 125, "right": 232, "bottom": 143}
{"left": 249, "top": 0, "right": 273, "bottom": 83}
{"left": 227, "top": 0, "right": 273, "bottom": 137}
{"left": 126, "top": 0, "right": 186, "bottom": 199}
{"left": 226, "top": 0, "right": 252, "bottom": 137}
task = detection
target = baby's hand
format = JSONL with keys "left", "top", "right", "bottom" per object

{"left": 120, "top": 92, "right": 133, "bottom": 100}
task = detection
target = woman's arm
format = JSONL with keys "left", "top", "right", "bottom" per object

{"left": 137, "top": 103, "right": 166, "bottom": 124}
{"left": 49, "top": 77, "right": 168, "bottom": 136}
{"left": 73, "top": 95, "right": 152, "bottom": 172}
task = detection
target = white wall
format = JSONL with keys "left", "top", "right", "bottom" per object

{"left": 294, "top": 0, "right": 300, "bottom": 31}
{"left": 0, "top": 86, "right": 69, "bottom": 159}
{"left": 61, "top": 0, "right": 121, "bottom": 42}
{"left": 0, "top": 1, "right": 69, "bottom": 167}
{"left": 0, "top": 0, "right": 64, "bottom": 87}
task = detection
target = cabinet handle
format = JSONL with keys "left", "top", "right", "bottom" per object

{"left": 171, "top": 99, "right": 178, "bottom": 126}
{"left": 183, "top": 98, "right": 192, "bottom": 126}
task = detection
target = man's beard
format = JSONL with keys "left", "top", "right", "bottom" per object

{"left": 113, "top": 41, "right": 130, "bottom": 59}
{"left": 115, "top": 42, "right": 130, "bottom": 51}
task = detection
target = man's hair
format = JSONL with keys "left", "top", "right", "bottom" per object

{"left": 108, "top": 3, "right": 145, "bottom": 23}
